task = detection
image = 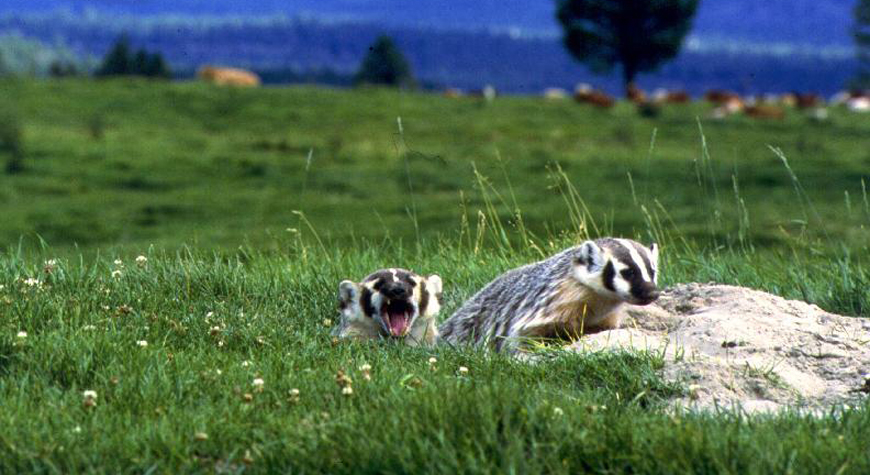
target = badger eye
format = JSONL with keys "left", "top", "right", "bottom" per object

{"left": 621, "top": 268, "right": 636, "bottom": 279}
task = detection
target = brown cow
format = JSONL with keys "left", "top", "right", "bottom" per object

{"left": 793, "top": 93, "right": 822, "bottom": 109}
{"left": 705, "top": 89, "right": 741, "bottom": 105}
{"left": 627, "top": 83, "right": 647, "bottom": 104}
{"left": 574, "top": 88, "right": 615, "bottom": 108}
{"left": 744, "top": 104, "right": 785, "bottom": 120}
{"left": 198, "top": 66, "right": 261, "bottom": 87}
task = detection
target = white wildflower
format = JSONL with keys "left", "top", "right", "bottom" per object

{"left": 341, "top": 386, "right": 353, "bottom": 396}
{"left": 359, "top": 363, "right": 372, "bottom": 381}
{"left": 16, "top": 331, "right": 27, "bottom": 339}
{"left": 111, "top": 270, "right": 122, "bottom": 279}
{"left": 288, "top": 388, "right": 300, "bottom": 403}
{"left": 44, "top": 259, "right": 58, "bottom": 273}
{"left": 252, "top": 378, "right": 265, "bottom": 392}
{"left": 83, "top": 325, "right": 97, "bottom": 331}
{"left": 135, "top": 255, "right": 147, "bottom": 266}
{"left": 136, "top": 340, "right": 148, "bottom": 347}
{"left": 23, "top": 277, "right": 41, "bottom": 287}
{"left": 113, "top": 259, "right": 123, "bottom": 266}
{"left": 458, "top": 366, "right": 469, "bottom": 375}
{"left": 553, "top": 407, "right": 564, "bottom": 416}
{"left": 82, "top": 389, "right": 98, "bottom": 408}
{"left": 241, "top": 360, "right": 252, "bottom": 367}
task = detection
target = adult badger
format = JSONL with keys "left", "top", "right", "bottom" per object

{"left": 439, "top": 238, "right": 660, "bottom": 353}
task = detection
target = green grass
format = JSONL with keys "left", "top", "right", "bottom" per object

{"left": 0, "top": 78, "right": 868, "bottom": 253}
{"left": 0, "top": 244, "right": 868, "bottom": 473}
{"left": 1, "top": 78, "right": 870, "bottom": 472}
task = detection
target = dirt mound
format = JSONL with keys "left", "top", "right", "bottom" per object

{"left": 569, "top": 283, "right": 870, "bottom": 412}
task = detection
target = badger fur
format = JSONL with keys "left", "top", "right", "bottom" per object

{"left": 333, "top": 268, "right": 443, "bottom": 347}
{"left": 438, "top": 238, "right": 659, "bottom": 353}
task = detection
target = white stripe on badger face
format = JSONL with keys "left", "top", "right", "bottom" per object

{"left": 611, "top": 259, "right": 633, "bottom": 296}
{"left": 615, "top": 239, "right": 652, "bottom": 283}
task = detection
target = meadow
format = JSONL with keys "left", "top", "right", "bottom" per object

{"left": 1, "top": 79, "right": 869, "bottom": 253}
{"left": 0, "top": 79, "right": 869, "bottom": 473}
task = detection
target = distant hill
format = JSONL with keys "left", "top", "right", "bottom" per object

{"left": 0, "top": 12, "right": 856, "bottom": 95}
{"left": 0, "top": 0, "right": 860, "bottom": 47}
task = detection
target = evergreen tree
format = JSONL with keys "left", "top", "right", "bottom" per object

{"left": 354, "top": 36, "right": 414, "bottom": 88}
{"left": 855, "top": 0, "right": 870, "bottom": 88}
{"left": 131, "top": 49, "right": 149, "bottom": 76}
{"left": 556, "top": 0, "right": 700, "bottom": 96}
{"left": 96, "top": 35, "right": 132, "bottom": 77}
{"left": 143, "top": 52, "right": 171, "bottom": 78}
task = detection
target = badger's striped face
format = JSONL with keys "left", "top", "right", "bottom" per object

{"left": 338, "top": 268, "right": 442, "bottom": 338}
{"left": 571, "top": 238, "right": 660, "bottom": 305}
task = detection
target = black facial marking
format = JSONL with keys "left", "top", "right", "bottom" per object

{"left": 360, "top": 288, "right": 376, "bottom": 318}
{"left": 622, "top": 264, "right": 646, "bottom": 291}
{"left": 400, "top": 273, "right": 417, "bottom": 287}
{"left": 602, "top": 261, "right": 616, "bottom": 291}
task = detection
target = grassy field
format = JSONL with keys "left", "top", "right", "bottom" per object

{"left": 1, "top": 78, "right": 869, "bottom": 253}
{"left": 0, "top": 78, "right": 869, "bottom": 472}
{"left": 0, "top": 243, "right": 868, "bottom": 473}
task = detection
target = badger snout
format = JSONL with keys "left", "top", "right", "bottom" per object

{"left": 632, "top": 284, "right": 660, "bottom": 305}
{"left": 382, "top": 283, "right": 410, "bottom": 299}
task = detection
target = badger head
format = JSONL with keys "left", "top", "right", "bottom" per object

{"left": 570, "top": 238, "right": 660, "bottom": 305}
{"left": 338, "top": 268, "right": 442, "bottom": 338}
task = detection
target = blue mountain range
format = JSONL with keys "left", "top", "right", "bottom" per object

{"left": 0, "top": 0, "right": 859, "bottom": 47}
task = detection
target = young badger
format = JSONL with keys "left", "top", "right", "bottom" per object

{"left": 333, "top": 268, "right": 443, "bottom": 346}
{"left": 439, "top": 238, "right": 659, "bottom": 353}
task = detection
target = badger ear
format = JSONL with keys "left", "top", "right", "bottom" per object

{"left": 426, "top": 274, "right": 443, "bottom": 295}
{"left": 576, "top": 240, "right": 604, "bottom": 272}
{"left": 649, "top": 243, "right": 659, "bottom": 265}
{"left": 338, "top": 280, "right": 360, "bottom": 307}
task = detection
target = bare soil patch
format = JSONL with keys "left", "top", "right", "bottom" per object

{"left": 570, "top": 283, "right": 870, "bottom": 412}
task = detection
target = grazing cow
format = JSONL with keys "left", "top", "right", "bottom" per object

{"left": 665, "top": 90, "right": 691, "bottom": 104}
{"left": 443, "top": 88, "right": 464, "bottom": 98}
{"left": 627, "top": 83, "right": 647, "bottom": 104}
{"left": 794, "top": 93, "right": 822, "bottom": 109}
{"left": 745, "top": 104, "right": 785, "bottom": 120}
{"left": 197, "top": 66, "right": 261, "bottom": 87}
{"left": 778, "top": 93, "right": 798, "bottom": 108}
{"left": 652, "top": 88, "right": 690, "bottom": 104}
{"left": 847, "top": 96, "right": 870, "bottom": 113}
{"left": 705, "top": 89, "right": 741, "bottom": 105}
{"left": 709, "top": 96, "right": 745, "bottom": 119}
{"left": 469, "top": 85, "right": 497, "bottom": 102}
{"left": 574, "top": 88, "right": 615, "bottom": 108}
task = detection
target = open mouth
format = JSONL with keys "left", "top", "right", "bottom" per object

{"left": 381, "top": 299, "right": 415, "bottom": 337}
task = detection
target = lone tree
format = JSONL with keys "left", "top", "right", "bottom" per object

{"left": 556, "top": 0, "right": 700, "bottom": 96}
{"left": 855, "top": 0, "right": 870, "bottom": 88}
{"left": 355, "top": 36, "right": 414, "bottom": 88}
{"left": 96, "top": 35, "right": 132, "bottom": 77}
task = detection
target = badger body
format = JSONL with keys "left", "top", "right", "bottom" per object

{"left": 333, "top": 268, "right": 442, "bottom": 347}
{"left": 438, "top": 238, "right": 660, "bottom": 353}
